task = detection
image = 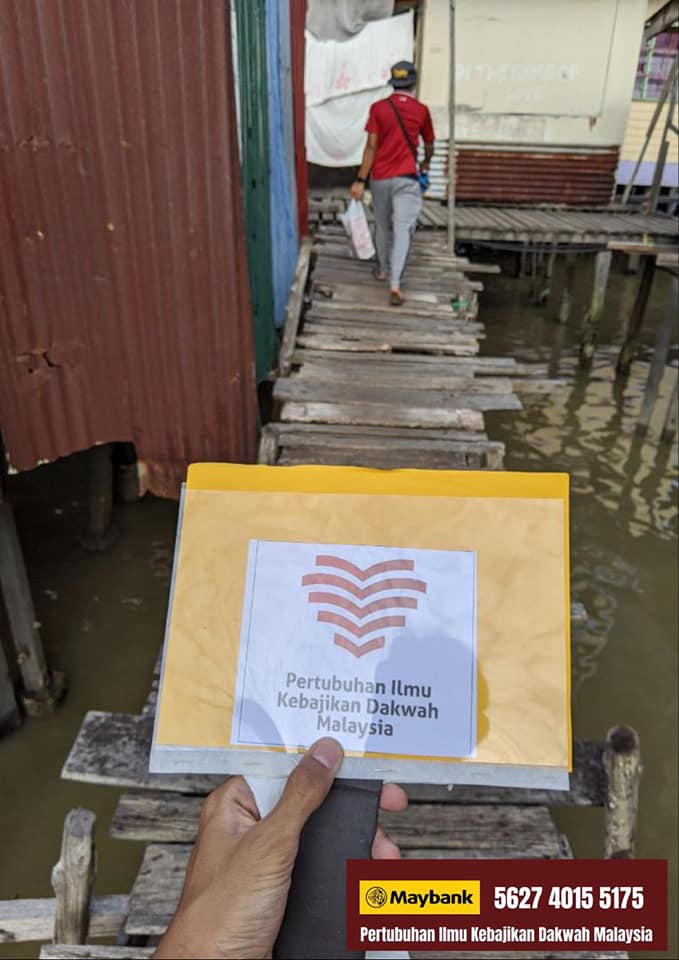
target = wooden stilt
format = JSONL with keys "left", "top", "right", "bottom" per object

{"left": 603, "top": 726, "right": 641, "bottom": 859}
{"left": 81, "top": 444, "right": 117, "bottom": 551}
{"left": 544, "top": 248, "right": 556, "bottom": 280}
{"left": 625, "top": 252, "right": 640, "bottom": 275}
{"left": 558, "top": 252, "right": 577, "bottom": 324}
{"left": 661, "top": 377, "right": 678, "bottom": 442}
{"left": 616, "top": 256, "right": 656, "bottom": 377}
{"left": 638, "top": 276, "right": 677, "bottom": 431}
{"left": 0, "top": 639, "right": 21, "bottom": 735}
{"left": 0, "top": 500, "right": 55, "bottom": 709}
{"left": 519, "top": 247, "right": 527, "bottom": 279}
{"left": 580, "top": 250, "right": 612, "bottom": 366}
{"left": 51, "top": 808, "right": 96, "bottom": 944}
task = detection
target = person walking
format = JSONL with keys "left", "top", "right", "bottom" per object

{"left": 350, "top": 60, "right": 435, "bottom": 306}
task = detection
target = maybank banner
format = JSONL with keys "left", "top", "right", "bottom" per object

{"left": 359, "top": 880, "right": 481, "bottom": 915}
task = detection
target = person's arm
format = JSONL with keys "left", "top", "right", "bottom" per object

{"left": 351, "top": 132, "right": 378, "bottom": 200}
{"left": 421, "top": 107, "right": 436, "bottom": 173}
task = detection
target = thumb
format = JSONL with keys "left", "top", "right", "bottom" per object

{"left": 269, "top": 738, "right": 343, "bottom": 835}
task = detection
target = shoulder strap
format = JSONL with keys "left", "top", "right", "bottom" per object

{"left": 387, "top": 97, "right": 418, "bottom": 165}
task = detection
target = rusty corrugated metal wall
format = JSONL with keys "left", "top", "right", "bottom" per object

{"left": 0, "top": 0, "right": 258, "bottom": 497}
{"left": 457, "top": 147, "right": 620, "bottom": 206}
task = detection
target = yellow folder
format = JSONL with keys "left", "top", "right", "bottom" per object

{"left": 152, "top": 463, "right": 571, "bottom": 788}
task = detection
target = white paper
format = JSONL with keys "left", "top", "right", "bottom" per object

{"left": 232, "top": 540, "right": 477, "bottom": 761}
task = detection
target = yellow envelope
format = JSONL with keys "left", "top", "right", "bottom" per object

{"left": 152, "top": 463, "right": 571, "bottom": 788}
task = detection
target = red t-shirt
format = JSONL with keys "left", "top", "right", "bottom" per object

{"left": 365, "top": 93, "right": 435, "bottom": 180}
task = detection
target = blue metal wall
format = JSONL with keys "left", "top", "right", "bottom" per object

{"left": 266, "top": 0, "right": 299, "bottom": 330}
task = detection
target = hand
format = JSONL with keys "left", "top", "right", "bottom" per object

{"left": 350, "top": 180, "right": 365, "bottom": 200}
{"left": 154, "top": 738, "right": 407, "bottom": 959}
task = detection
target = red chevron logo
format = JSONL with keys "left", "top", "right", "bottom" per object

{"left": 302, "top": 554, "right": 427, "bottom": 658}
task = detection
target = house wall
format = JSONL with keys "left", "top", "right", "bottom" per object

{"left": 420, "top": 0, "right": 647, "bottom": 146}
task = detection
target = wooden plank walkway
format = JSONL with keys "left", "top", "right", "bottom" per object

{"left": 309, "top": 192, "right": 678, "bottom": 246}
{"left": 2, "top": 229, "right": 636, "bottom": 959}
{"left": 266, "top": 225, "right": 521, "bottom": 471}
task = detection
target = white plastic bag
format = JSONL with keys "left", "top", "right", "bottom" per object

{"left": 339, "top": 199, "right": 376, "bottom": 260}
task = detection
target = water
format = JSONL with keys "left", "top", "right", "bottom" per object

{"left": 481, "top": 253, "right": 678, "bottom": 960}
{"left": 0, "top": 453, "right": 178, "bottom": 959}
{"left": 0, "top": 253, "right": 676, "bottom": 958}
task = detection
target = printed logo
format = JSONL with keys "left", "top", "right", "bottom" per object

{"left": 365, "top": 886, "right": 389, "bottom": 909}
{"left": 301, "top": 554, "right": 427, "bottom": 658}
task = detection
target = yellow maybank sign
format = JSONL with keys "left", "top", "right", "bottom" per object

{"left": 359, "top": 880, "right": 481, "bottom": 915}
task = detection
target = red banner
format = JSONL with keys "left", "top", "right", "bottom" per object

{"left": 346, "top": 859, "right": 667, "bottom": 952}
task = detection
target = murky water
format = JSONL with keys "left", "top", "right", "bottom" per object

{"left": 0, "top": 252, "right": 676, "bottom": 959}
{"left": 481, "top": 252, "right": 678, "bottom": 960}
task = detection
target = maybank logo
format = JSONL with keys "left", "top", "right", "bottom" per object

{"left": 359, "top": 880, "right": 480, "bottom": 915}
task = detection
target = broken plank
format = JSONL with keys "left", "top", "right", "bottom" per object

{"left": 295, "top": 333, "right": 479, "bottom": 356}
{"left": 278, "top": 237, "right": 313, "bottom": 377}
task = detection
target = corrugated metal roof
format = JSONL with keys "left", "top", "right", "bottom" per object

{"left": 0, "top": 0, "right": 258, "bottom": 497}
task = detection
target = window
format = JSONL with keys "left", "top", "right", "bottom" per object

{"left": 633, "top": 29, "right": 678, "bottom": 100}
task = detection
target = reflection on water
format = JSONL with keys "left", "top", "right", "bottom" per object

{"left": 482, "top": 253, "right": 678, "bottom": 959}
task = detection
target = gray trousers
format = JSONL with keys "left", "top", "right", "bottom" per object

{"left": 371, "top": 176, "right": 422, "bottom": 289}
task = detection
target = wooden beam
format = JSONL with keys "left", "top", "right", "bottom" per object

{"left": 616, "top": 256, "right": 656, "bottom": 377}
{"left": 278, "top": 237, "right": 313, "bottom": 376}
{"left": 0, "top": 501, "right": 53, "bottom": 705}
{"left": 580, "top": 250, "right": 612, "bottom": 366}
{"left": 638, "top": 275, "right": 677, "bottom": 431}
{"left": 51, "top": 809, "right": 96, "bottom": 944}
{"left": 0, "top": 638, "right": 20, "bottom": 736}
{"left": 603, "top": 726, "right": 641, "bottom": 859}
{"left": 0, "top": 895, "right": 128, "bottom": 945}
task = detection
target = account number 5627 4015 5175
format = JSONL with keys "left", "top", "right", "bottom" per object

{"left": 493, "top": 886, "right": 645, "bottom": 910}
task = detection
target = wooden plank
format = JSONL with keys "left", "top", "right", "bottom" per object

{"left": 125, "top": 809, "right": 569, "bottom": 934}
{"left": 111, "top": 743, "right": 605, "bottom": 847}
{"left": 267, "top": 422, "right": 491, "bottom": 443}
{"left": 41, "top": 949, "right": 152, "bottom": 960}
{"left": 278, "top": 236, "right": 313, "bottom": 377}
{"left": 114, "top": 796, "right": 564, "bottom": 854}
{"left": 64, "top": 708, "right": 593, "bottom": 796}
{"left": 291, "top": 349, "right": 520, "bottom": 375}
{"left": 277, "top": 448, "right": 484, "bottom": 470}
{"left": 280, "top": 400, "right": 486, "bottom": 430}
{"left": 0, "top": 895, "right": 128, "bottom": 944}
{"left": 295, "top": 332, "right": 479, "bottom": 356}
{"left": 289, "top": 368, "right": 511, "bottom": 393}
{"left": 61, "top": 711, "right": 223, "bottom": 794}
{"left": 304, "top": 315, "right": 484, "bottom": 336}
{"left": 274, "top": 379, "right": 520, "bottom": 413}
{"left": 256, "top": 425, "right": 279, "bottom": 465}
